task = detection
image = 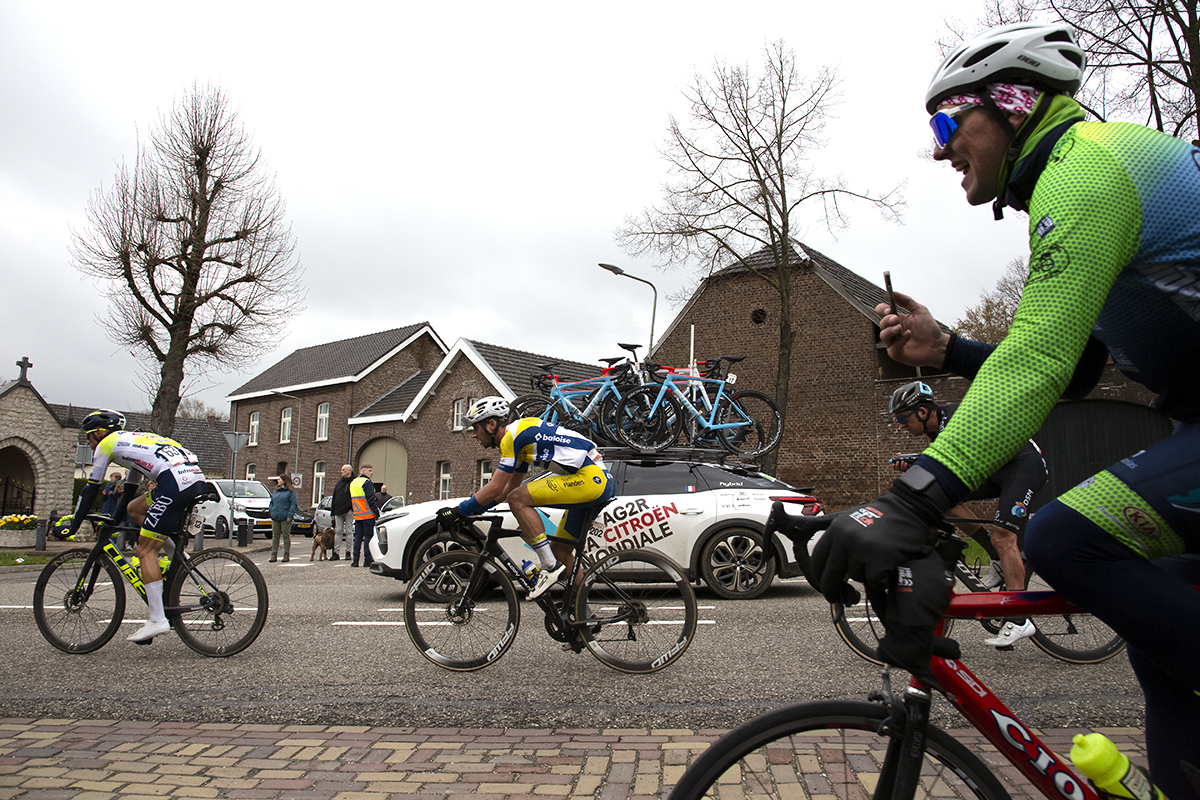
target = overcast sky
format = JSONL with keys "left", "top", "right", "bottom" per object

{"left": 1, "top": 0, "right": 1030, "bottom": 415}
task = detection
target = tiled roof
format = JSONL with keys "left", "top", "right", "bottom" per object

{"left": 658, "top": 242, "right": 951, "bottom": 343}
{"left": 47, "top": 403, "right": 231, "bottom": 475}
{"left": 354, "top": 370, "right": 434, "bottom": 418}
{"left": 468, "top": 340, "right": 601, "bottom": 397}
{"left": 227, "top": 323, "right": 433, "bottom": 397}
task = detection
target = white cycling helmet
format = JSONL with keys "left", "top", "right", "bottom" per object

{"left": 463, "top": 396, "right": 509, "bottom": 427}
{"left": 925, "top": 22, "right": 1087, "bottom": 114}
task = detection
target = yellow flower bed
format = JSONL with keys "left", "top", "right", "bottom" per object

{"left": 0, "top": 514, "right": 38, "bottom": 530}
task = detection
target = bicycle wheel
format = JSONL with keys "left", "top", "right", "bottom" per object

{"left": 511, "top": 393, "right": 550, "bottom": 419}
{"left": 615, "top": 385, "right": 682, "bottom": 451}
{"left": 167, "top": 548, "right": 269, "bottom": 657}
{"left": 574, "top": 550, "right": 697, "bottom": 673}
{"left": 667, "top": 700, "right": 1009, "bottom": 800}
{"left": 33, "top": 548, "right": 126, "bottom": 654}
{"left": 715, "top": 389, "right": 783, "bottom": 458}
{"left": 1025, "top": 569, "right": 1126, "bottom": 664}
{"left": 831, "top": 599, "right": 957, "bottom": 666}
{"left": 404, "top": 552, "right": 521, "bottom": 671}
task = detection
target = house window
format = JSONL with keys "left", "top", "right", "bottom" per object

{"left": 280, "top": 407, "right": 292, "bottom": 444}
{"left": 245, "top": 463, "right": 256, "bottom": 481}
{"left": 316, "top": 402, "right": 330, "bottom": 441}
{"left": 477, "top": 460, "right": 492, "bottom": 490}
{"left": 438, "top": 461, "right": 452, "bottom": 500}
{"left": 312, "top": 461, "right": 326, "bottom": 506}
{"left": 248, "top": 412, "right": 259, "bottom": 446}
{"left": 453, "top": 398, "right": 467, "bottom": 431}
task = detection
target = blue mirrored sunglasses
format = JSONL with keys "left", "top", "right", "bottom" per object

{"left": 930, "top": 103, "right": 975, "bottom": 148}
{"left": 893, "top": 412, "right": 911, "bottom": 425}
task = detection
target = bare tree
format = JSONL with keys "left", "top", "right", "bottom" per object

{"left": 963, "top": 0, "right": 1200, "bottom": 142}
{"left": 953, "top": 258, "right": 1029, "bottom": 344}
{"left": 176, "top": 397, "right": 229, "bottom": 422}
{"left": 617, "top": 42, "right": 903, "bottom": 461}
{"left": 72, "top": 84, "right": 303, "bottom": 436}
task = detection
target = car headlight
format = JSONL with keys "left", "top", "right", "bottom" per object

{"left": 375, "top": 524, "right": 388, "bottom": 554}
{"left": 233, "top": 502, "right": 246, "bottom": 513}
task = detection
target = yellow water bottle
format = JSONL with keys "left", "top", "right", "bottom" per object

{"left": 1069, "top": 733, "right": 1164, "bottom": 800}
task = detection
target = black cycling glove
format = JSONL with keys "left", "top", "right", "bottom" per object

{"left": 435, "top": 507, "right": 462, "bottom": 527}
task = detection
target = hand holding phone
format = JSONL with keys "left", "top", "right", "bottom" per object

{"left": 884, "top": 271, "right": 901, "bottom": 316}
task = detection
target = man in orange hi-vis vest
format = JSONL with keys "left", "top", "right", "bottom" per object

{"left": 349, "top": 465, "right": 381, "bottom": 568}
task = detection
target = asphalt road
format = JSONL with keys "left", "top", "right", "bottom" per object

{"left": 0, "top": 546, "right": 1144, "bottom": 731}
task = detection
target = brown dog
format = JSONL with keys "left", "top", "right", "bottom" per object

{"left": 311, "top": 527, "right": 335, "bottom": 561}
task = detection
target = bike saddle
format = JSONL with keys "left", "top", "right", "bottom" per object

{"left": 617, "top": 343, "right": 641, "bottom": 354}
{"left": 599, "top": 357, "right": 623, "bottom": 366}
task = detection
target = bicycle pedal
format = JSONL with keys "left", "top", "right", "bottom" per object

{"left": 995, "top": 644, "right": 1015, "bottom": 652}
{"left": 134, "top": 638, "right": 154, "bottom": 646}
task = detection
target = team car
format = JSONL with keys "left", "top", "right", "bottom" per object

{"left": 367, "top": 454, "right": 822, "bottom": 599}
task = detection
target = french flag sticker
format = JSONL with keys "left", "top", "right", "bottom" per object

{"left": 686, "top": 485, "right": 696, "bottom": 492}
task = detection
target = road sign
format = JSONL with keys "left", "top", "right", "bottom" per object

{"left": 223, "top": 432, "right": 251, "bottom": 453}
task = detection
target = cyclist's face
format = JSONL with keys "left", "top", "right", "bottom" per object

{"left": 895, "top": 407, "right": 928, "bottom": 436}
{"left": 469, "top": 419, "right": 500, "bottom": 448}
{"left": 932, "top": 106, "right": 1025, "bottom": 206}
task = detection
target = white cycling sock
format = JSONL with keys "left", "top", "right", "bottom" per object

{"left": 146, "top": 580, "right": 165, "bottom": 624}
{"left": 533, "top": 539, "right": 557, "bottom": 569}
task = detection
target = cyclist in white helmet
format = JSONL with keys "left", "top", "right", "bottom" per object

{"left": 811, "top": 23, "right": 1200, "bottom": 798}
{"left": 437, "top": 397, "right": 614, "bottom": 600}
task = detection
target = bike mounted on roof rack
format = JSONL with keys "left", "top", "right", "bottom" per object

{"left": 598, "top": 445, "right": 761, "bottom": 466}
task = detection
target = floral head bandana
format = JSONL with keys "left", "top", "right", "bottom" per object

{"left": 937, "top": 83, "right": 1040, "bottom": 116}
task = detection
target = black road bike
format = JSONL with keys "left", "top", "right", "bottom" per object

{"left": 403, "top": 506, "right": 698, "bottom": 674}
{"left": 33, "top": 492, "right": 269, "bottom": 657}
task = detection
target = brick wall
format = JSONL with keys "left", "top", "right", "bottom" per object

{"left": 654, "top": 265, "right": 1163, "bottom": 512}
{"left": 0, "top": 386, "right": 79, "bottom": 516}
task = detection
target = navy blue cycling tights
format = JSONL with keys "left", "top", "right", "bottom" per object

{"left": 1027, "top": 421, "right": 1200, "bottom": 800}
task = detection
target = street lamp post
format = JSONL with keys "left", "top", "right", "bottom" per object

{"left": 598, "top": 263, "right": 658, "bottom": 356}
{"left": 271, "top": 390, "right": 302, "bottom": 489}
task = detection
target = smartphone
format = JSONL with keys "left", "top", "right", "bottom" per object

{"left": 883, "top": 271, "right": 898, "bottom": 316}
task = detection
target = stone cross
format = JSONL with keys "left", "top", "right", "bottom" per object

{"left": 16, "top": 356, "right": 32, "bottom": 383}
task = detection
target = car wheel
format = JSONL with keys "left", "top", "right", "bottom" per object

{"left": 700, "top": 527, "right": 777, "bottom": 600}
{"left": 411, "top": 531, "right": 475, "bottom": 601}
{"left": 214, "top": 516, "right": 230, "bottom": 540}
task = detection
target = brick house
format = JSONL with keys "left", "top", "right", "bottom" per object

{"left": 651, "top": 243, "right": 1168, "bottom": 511}
{"left": 225, "top": 328, "right": 598, "bottom": 509}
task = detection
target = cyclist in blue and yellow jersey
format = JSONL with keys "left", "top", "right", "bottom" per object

{"left": 437, "top": 397, "right": 615, "bottom": 600}
{"left": 810, "top": 23, "right": 1200, "bottom": 798}
{"left": 67, "top": 409, "right": 209, "bottom": 643}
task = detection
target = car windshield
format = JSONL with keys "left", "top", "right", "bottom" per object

{"left": 214, "top": 480, "right": 271, "bottom": 499}
{"left": 381, "top": 497, "right": 405, "bottom": 513}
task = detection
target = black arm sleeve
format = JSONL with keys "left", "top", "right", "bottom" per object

{"left": 111, "top": 481, "right": 141, "bottom": 527}
{"left": 67, "top": 483, "right": 103, "bottom": 536}
{"left": 943, "top": 332, "right": 997, "bottom": 380}
{"left": 1061, "top": 335, "right": 1110, "bottom": 400}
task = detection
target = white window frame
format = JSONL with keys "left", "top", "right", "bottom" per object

{"left": 478, "top": 459, "right": 492, "bottom": 490}
{"left": 316, "top": 402, "right": 330, "bottom": 441}
{"left": 312, "top": 461, "right": 326, "bottom": 506}
{"left": 452, "top": 398, "right": 466, "bottom": 431}
{"left": 248, "top": 412, "right": 259, "bottom": 446}
{"left": 280, "top": 407, "right": 292, "bottom": 444}
{"left": 438, "top": 461, "right": 452, "bottom": 500}
{"left": 245, "top": 463, "right": 256, "bottom": 481}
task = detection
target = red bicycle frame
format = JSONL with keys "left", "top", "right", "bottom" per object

{"left": 918, "top": 591, "right": 1107, "bottom": 800}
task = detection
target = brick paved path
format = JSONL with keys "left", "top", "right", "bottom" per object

{"left": 0, "top": 718, "right": 1147, "bottom": 799}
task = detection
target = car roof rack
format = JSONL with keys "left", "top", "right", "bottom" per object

{"left": 598, "top": 446, "right": 761, "bottom": 467}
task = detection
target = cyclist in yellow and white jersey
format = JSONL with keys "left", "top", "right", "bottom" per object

{"left": 67, "top": 409, "right": 209, "bottom": 643}
{"left": 437, "top": 397, "right": 615, "bottom": 599}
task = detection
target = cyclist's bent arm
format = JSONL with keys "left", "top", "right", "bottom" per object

{"left": 923, "top": 135, "right": 1138, "bottom": 500}
{"left": 472, "top": 466, "right": 521, "bottom": 509}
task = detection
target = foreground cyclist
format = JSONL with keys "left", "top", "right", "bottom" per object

{"left": 66, "top": 410, "right": 209, "bottom": 643}
{"left": 888, "top": 381, "right": 1048, "bottom": 647}
{"left": 437, "top": 397, "right": 615, "bottom": 599}
{"left": 811, "top": 23, "right": 1200, "bottom": 799}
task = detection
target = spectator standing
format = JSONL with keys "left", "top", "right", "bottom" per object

{"left": 349, "top": 464, "right": 381, "bottom": 568}
{"left": 376, "top": 484, "right": 392, "bottom": 506}
{"left": 268, "top": 474, "right": 297, "bottom": 563}
{"left": 100, "top": 472, "right": 122, "bottom": 517}
{"left": 329, "top": 464, "right": 354, "bottom": 561}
